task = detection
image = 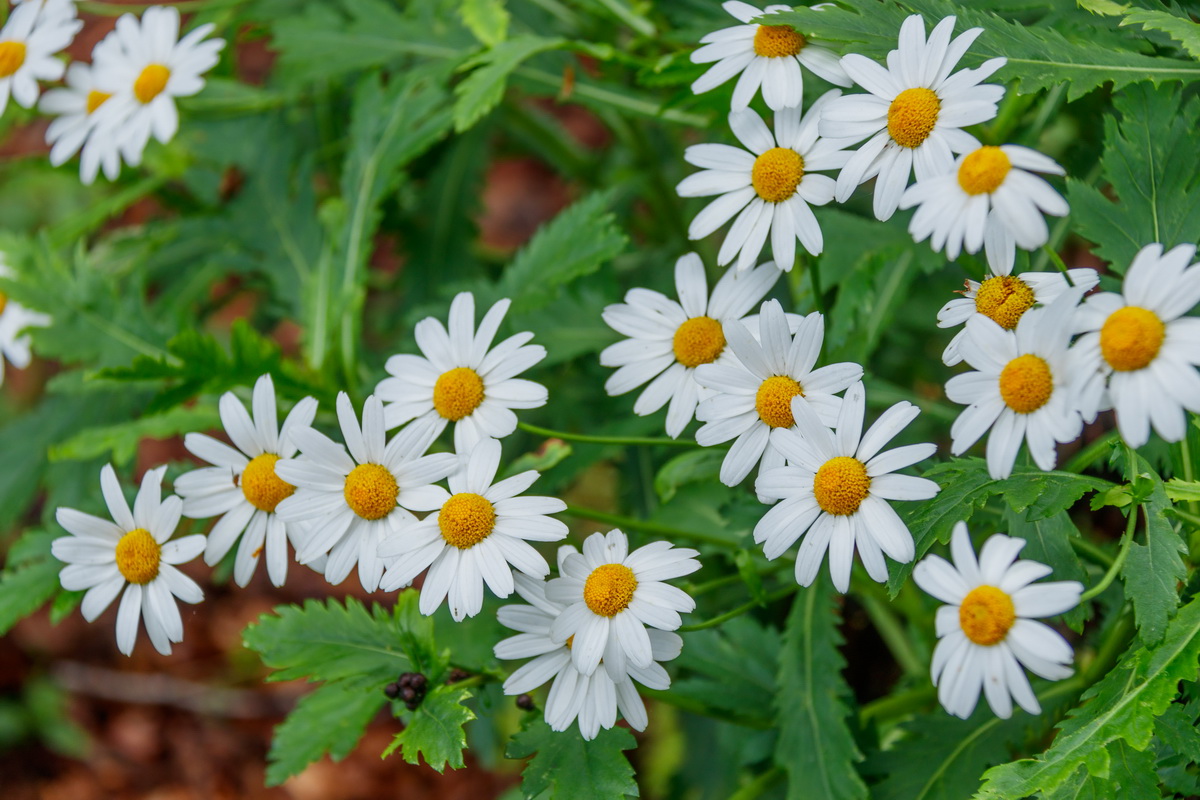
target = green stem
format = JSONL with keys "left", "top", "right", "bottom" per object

{"left": 594, "top": 0, "right": 656, "bottom": 36}
{"left": 1079, "top": 504, "right": 1140, "bottom": 603}
{"left": 859, "top": 684, "right": 937, "bottom": 724}
{"left": 1061, "top": 430, "right": 1119, "bottom": 475}
{"left": 640, "top": 686, "right": 771, "bottom": 729}
{"left": 1172, "top": 508, "right": 1200, "bottom": 528}
{"left": 1041, "top": 243, "right": 1075, "bottom": 287}
{"left": 1082, "top": 610, "right": 1134, "bottom": 683}
{"left": 677, "top": 585, "right": 797, "bottom": 632}
{"left": 1069, "top": 535, "right": 1115, "bottom": 568}
{"left": 852, "top": 576, "right": 925, "bottom": 678}
{"left": 808, "top": 256, "right": 825, "bottom": 314}
{"left": 517, "top": 421, "right": 699, "bottom": 448}
{"left": 728, "top": 766, "right": 784, "bottom": 800}
{"left": 515, "top": 65, "right": 710, "bottom": 127}
{"left": 563, "top": 504, "right": 731, "bottom": 548}
{"left": 689, "top": 559, "right": 790, "bottom": 596}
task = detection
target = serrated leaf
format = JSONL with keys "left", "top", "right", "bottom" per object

{"left": 655, "top": 448, "right": 725, "bottom": 503}
{"left": 383, "top": 684, "right": 475, "bottom": 772}
{"left": 1121, "top": 477, "right": 1186, "bottom": 644}
{"left": 977, "top": 593, "right": 1200, "bottom": 797}
{"left": 1067, "top": 83, "right": 1200, "bottom": 269}
{"left": 0, "top": 531, "right": 61, "bottom": 636}
{"left": 672, "top": 616, "right": 779, "bottom": 726}
{"left": 1123, "top": 9, "right": 1200, "bottom": 60}
{"left": 264, "top": 678, "right": 385, "bottom": 786}
{"left": 505, "top": 717, "right": 639, "bottom": 799}
{"left": 47, "top": 406, "right": 221, "bottom": 466}
{"left": 453, "top": 35, "right": 565, "bottom": 132}
{"left": 1003, "top": 509, "right": 1089, "bottom": 630}
{"left": 1078, "top": 0, "right": 1129, "bottom": 14}
{"left": 1165, "top": 478, "right": 1200, "bottom": 503}
{"left": 460, "top": 0, "right": 509, "bottom": 46}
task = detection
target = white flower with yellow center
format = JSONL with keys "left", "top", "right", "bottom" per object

{"left": 677, "top": 91, "right": 856, "bottom": 272}
{"left": 900, "top": 145, "right": 1068, "bottom": 272}
{"left": 1071, "top": 243, "right": 1200, "bottom": 448}
{"left": 755, "top": 382, "right": 938, "bottom": 592}
{"left": 174, "top": 374, "right": 317, "bottom": 588}
{"left": 273, "top": 393, "right": 458, "bottom": 592}
{"left": 0, "top": 0, "right": 80, "bottom": 116}
{"left": 39, "top": 61, "right": 125, "bottom": 185}
{"left": 600, "top": 254, "right": 781, "bottom": 438}
{"left": 937, "top": 266, "right": 1099, "bottom": 367}
{"left": 0, "top": 261, "right": 50, "bottom": 386}
{"left": 377, "top": 437, "right": 567, "bottom": 620}
{"left": 820, "top": 14, "right": 1005, "bottom": 222}
{"left": 946, "top": 291, "right": 1084, "bottom": 480}
{"left": 691, "top": 2, "right": 850, "bottom": 111}
{"left": 89, "top": 6, "right": 223, "bottom": 168}
{"left": 913, "top": 522, "right": 1082, "bottom": 719}
{"left": 545, "top": 529, "right": 699, "bottom": 680}
{"left": 51, "top": 464, "right": 205, "bottom": 656}
{"left": 694, "top": 299, "right": 863, "bottom": 488}
{"left": 375, "top": 292, "right": 548, "bottom": 452}
{"left": 496, "top": 547, "right": 682, "bottom": 740}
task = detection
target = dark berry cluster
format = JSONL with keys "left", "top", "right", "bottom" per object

{"left": 384, "top": 672, "right": 428, "bottom": 711}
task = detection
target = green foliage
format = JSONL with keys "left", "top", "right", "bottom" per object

{"left": 1122, "top": 9, "right": 1200, "bottom": 59}
{"left": 1003, "top": 509, "right": 1089, "bottom": 629}
{"left": 1121, "top": 468, "right": 1186, "bottom": 644}
{"left": 1165, "top": 478, "right": 1200, "bottom": 503}
{"left": 264, "top": 678, "right": 386, "bottom": 786}
{"left": 506, "top": 718, "right": 639, "bottom": 800}
{"left": 47, "top": 405, "right": 221, "bottom": 466}
{"left": 654, "top": 448, "right": 724, "bottom": 502}
{"left": 454, "top": 36, "right": 566, "bottom": 133}
{"left": 460, "top": 0, "right": 510, "bottom": 46}
{"left": 672, "top": 617, "right": 779, "bottom": 728}
{"left": 0, "top": 530, "right": 61, "bottom": 637}
{"left": 774, "top": 579, "right": 867, "bottom": 800}
{"left": 383, "top": 685, "right": 476, "bottom": 772}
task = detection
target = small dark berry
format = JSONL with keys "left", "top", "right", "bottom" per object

{"left": 409, "top": 673, "right": 427, "bottom": 691}
{"left": 516, "top": 694, "right": 535, "bottom": 711}
{"left": 404, "top": 699, "right": 421, "bottom": 711}
{"left": 447, "top": 668, "right": 470, "bottom": 684}
{"left": 400, "top": 686, "right": 417, "bottom": 703}
{"left": 384, "top": 682, "right": 400, "bottom": 699}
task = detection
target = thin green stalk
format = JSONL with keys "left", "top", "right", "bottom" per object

{"left": 594, "top": 0, "right": 656, "bottom": 36}
{"left": 859, "top": 684, "right": 937, "bottom": 724}
{"left": 517, "top": 421, "right": 699, "bottom": 448}
{"left": 1061, "top": 430, "right": 1119, "bottom": 475}
{"left": 563, "top": 504, "right": 731, "bottom": 548}
{"left": 1041, "top": 243, "right": 1075, "bottom": 287}
{"left": 689, "top": 560, "right": 790, "bottom": 596}
{"left": 677, "top": 585, "right": 797, "bottom": 632}
{"left": 852, "top": 576, "right": 925, "bottom": 678}
{"left": 808, "top": 256, "right": 825, "bottom": 314}
{"left": 1173, "top": 508, "right": 1200, "bottom": 528}
{"left": 1069, "top": 535, "right": 1115, "bottom": 568}
{"left": 515, "top": 65, "right": 710, "bottom": 127}
{"left": 1079, "top": 504, "right": 1140, "bottom": 602}
{"left": 640, "top": 687, "right": 771, "bottom": 729}
{"left": 728, "top": 766, "right": 784, "bottom": 800}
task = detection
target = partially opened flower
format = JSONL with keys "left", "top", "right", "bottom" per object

{"left": 1071, "top": 243, "right": 1200, "bottom": 447}
{"left": 913, "top": 522, "right": 1082, "bottom": 719}
{"left": 600, "top": 254, "right": 780, "bottom": 438}
{"left": 175, "top": 374, "right": 317, "bottom": 588}
{"left": 52, "top": 465, "right": 205, "bottom": 656}
{"left": 691, "top": 2, "right": 850, "bottom": 111}
{"left": 39, "top": 61, "right": 125, "bottom": 184}
{"left": 694, "top": 299, "right": 862, "bottom": 488}
{"left": 274, "top": 393, "right": 458, "bottom": 592}
{"left": 0, "top": 261, "right": 50, "bottom": 386}
{"left": 495, "top": 548, "right": 682, "bottom": 740}
{"left": 755, "top": 382, "right": 938, "bottom": 592}
{"left": 820, "top": 14, "right": 1005, "bottom": 221}
{"left": 378, "top": 437, "right": 568, "bottom": 620}
{"left": 545, "top": 530, "right": 699, "bottom": 680}
{"left": 0, "top": 0, "right": 81, "bottom": 117}
{"left": 375, "top": 292, "right": 548, "bottom": 452}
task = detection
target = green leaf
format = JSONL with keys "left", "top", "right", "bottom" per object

{"left": 506, "top": 717, "right": 639, "bottom": 799}
{"left": 265, "top": 678, "right": 386, "bottom": 786}
{"left": 655, "top": 449, "right": 725, "bottom": 503}
{"left": 47, "top": 405, "right": 221, "bottom": 466}
{"left": 1165, "top": 478, "right": 1200, "bottom": 503}
{"left": 503, "top": 439, "right": 573, "bottom": 478}
{"left": 672, "top": 616, "right": 779, "bottom": 727}
{"left": 1067, "top": 83, "right": 1200, "bottom": 269}
{"left": 1123, "top": 9, "right": 1200, "bottom": 60}
{"left": 0, "top": 531, "right": 61, "bottom": 637}
{"left": 977, "top": 593, "right": 1200, "bottom": 797}
{"left": 460, "top": 0, "right": 509, "bottom": 46}
{"left": 1002, "top": 509, "right": 1089, "bottom": 630}
{"left": 453, "top": 36, "right": 564, "bottom": 133}
{"left": 1077, "top": 0, "right": 1129, "bottom": 14}
{"left": 1121, "top": 468, "right": 1186, "bottom": 644}
{"left": 383, "top": 684, "right": 475, "bottom": 772}
{"left": 774, "top": 578, "right": 867, "bottom": 800}
{"left": 998, "top": 472, "right": 1111, "bottom": 521}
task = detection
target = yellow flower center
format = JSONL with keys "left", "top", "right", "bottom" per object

{"left": 134, "top": 64, "right": 171, "bottom": 104}
{"left": 1099, "top": 306, "right": 1165, "bottom": 372}
{"left": 86, "top": 89, "right": 112, "bottom": 115}
{"left": 755, "top": 375, "right": 803, "bottom": 428}
{"left": 115, "top": 528, "right": 161, "bottom": 585}
{"left": 240, "top": 453, "right": 295, "bottom": 513}
{"left": 998, "top": 354, "right": 1054, "bottom": 414}
{"left": 673, "top": 316, "right": 726, "bottom": 368}
{"left": 0, "top": 41, "right": 27, "bottom": 79}
{"left": 958, "top": 585, "right": 1016, "bottom": 646}
{"left": 438, "top": 492, "right": 497, "bottom": 549}
{"left": 974, "top": 275, "right": 1036, "bottom": 330}
{"left": 812, "top": 457, "right": 872, "bottom": 516}
{"left": 0, "top": 291, "right": 7, "bottom": 316}
{"left": 583, "top": 563, "right": 639, "bottom": 617}
{"left": 753, "top": 24, "right": 806, "bottom": 58}
{"left": 887, "top": 87, "right": 940, "bottom": 149}
{"left": 433, "top": 367, "right": 485, "bottom": 421}
{"left": 343, "top": 463, "right": 399, "bottom": 520}
{"left": 957, "top": 146, "right": 1012, "bottom": 195}
{"left": 751, "top": 147, "right": 805, "bottom": 203}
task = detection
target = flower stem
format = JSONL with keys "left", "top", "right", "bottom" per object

{"left": 563, "top": 504, "right": 732, "bottom": 548}
{"left": 727, "top": 766, "right": 784, "bottom": 800}
{"left": 517, "top": 421, "right": 699, "bottom": 448}
{"left": 677, "top": 585, "right": 797, "bottom": 632}
{"left": 852, "top": 575, "right": 925, "bottom": 678}
{"left": 1079, "top": 504, "right": 1140, "bottom": 603}
{"left": 1061, "top": 430, "right": 1119, "bottom": 475}
{"left": 1041, "top": 243, "right": 1075, "bottom": 287}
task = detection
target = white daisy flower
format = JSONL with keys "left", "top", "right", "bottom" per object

{"left": 694, "top": 299, "right": 863, "bottom": 488}
{"left": 946, "top": 291, "right": 1084, "bottom": 480}
{"left": 677, "top": 91, "right": 856, "bottom": 272}
{"left": 0, "top": 0, "right": 80, "bottom": 116}
{"left": 544, "top": 529, "right": 699, "bottom": 680}
{"left": 496, "top": 548, "right": 682, "bottom": 740}
{"left": 51, "top": 464, "right": 205, "bottom": 656}
{"left": 755, "top": 382, "right": 938, "bottom": 592}
{"left": 691, "top": 2, "right": 850, "bottom": 111}
{"left": 0, "top": 261, "right": 50, "bottom": 386}
{"left": 174, "top": 374, "right": 317, "bottom": 588}
{"left": 900, "top": 145, "right": 1069, "bottom": 272}
{"left": 375, "top": 292, "right": 548, "bottom": 453}
{"left": 377, "top": 437, "right": 568, "bottom": 620}
{"left": 89, "top": 6, "right": 224, "bottom": 168}
{"left": 820, "top": 14, "right": 1005, "bottom": 221}
{"left": 599, "top": 254, "right": 781, "bottom": 438}
{"left": 913, "top": 522, "right": 1082, "bottom": 719}
{"left": 936, "top": 265, "right": 1099, "bottom": 367}
{"left": 39, "top": 61, "right": 126, "bottom": 185}
{"left": 273, "top": 393, "right": 458, "bottom": 592}
{"left": 1072, "top": 243, "right": 1200, "bottom": 448}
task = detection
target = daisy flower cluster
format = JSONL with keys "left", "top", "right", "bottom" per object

{"left": 0, "top": 2, "right": 224, "bottom": 184}
{"left": 50, "top": 291, "right": 702, "bottom": 740}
